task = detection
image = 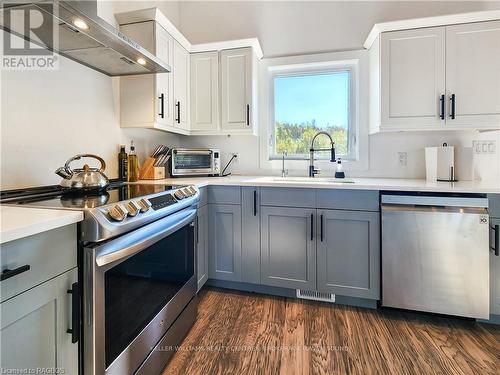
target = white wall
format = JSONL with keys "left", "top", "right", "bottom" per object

{"left": 179, "top": 1, "right": 500, "bottom": 57}
{"left": 0, "top": 1, "right": 186, "bottom": 190}
{"left": 178, "top": 1, "right": 500, "bottom": 181}
{"left": 0, "top": 9, "right": 182, "bottom": 190}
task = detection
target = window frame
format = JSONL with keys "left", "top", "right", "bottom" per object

{"left": 268, "top": 60, "right": 358, "bottom": 161}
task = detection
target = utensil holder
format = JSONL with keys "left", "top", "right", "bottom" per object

{"left": 139, "top": 157, "right": 166, "bottom": 180}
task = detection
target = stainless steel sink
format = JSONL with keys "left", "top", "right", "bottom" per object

{"left": 253, "top": 177, "right": 355, "bottom": 184}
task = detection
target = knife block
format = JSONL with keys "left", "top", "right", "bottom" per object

{"left": 139, "top": 157, "right": 166, "bottom": 180}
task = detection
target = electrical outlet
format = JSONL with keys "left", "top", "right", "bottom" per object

{"left": 229, "top": 153, "right": 240, "bottom": 165}
{"left": 473, "top": 140, "right": 497, "bottom": 154}
{"left": 398, "top": 152, "right": 408, "bottom": 167}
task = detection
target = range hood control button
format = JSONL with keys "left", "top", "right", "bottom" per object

{"left": 138, "top": 199, "right": 152, "bottom": 212}
{"left": 108, "top": 204, "right": 127, "bottom": 222}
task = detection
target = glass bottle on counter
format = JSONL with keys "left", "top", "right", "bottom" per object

{"left": 118, "top": 145, "right": 128, "bottom": 181}
{"left": 127, "top": 141, "right": 139, "bottom": 182}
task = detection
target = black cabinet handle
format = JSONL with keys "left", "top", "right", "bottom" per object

{"left": 439, "top": 94, "right": 445, "bottom": 120}
{"left": 67, "top": 282, "right": 80, "bottom": 343}
{"left": 176, "top": 101, "right": 181, "bottom": 124}
{"left": 246, "top": 104, "right": 250, "bottom": 126}
{"left": 253, "top": 190, "right": 257, "bottom": 216}
{"left": 0, "top": 265, "right": 30, "bottom": 281}
{"left": 158, "top": 93, "right": 164, "bottom": 118}
{"left": 320, "top": 214, "right": 324, "bottom": 242}
{"left": 450, "top": 94, "right": 456, "bottom": 120}
{"left": 310, "top": 214, "right": 314, "bottom": 241}
{"left": 196, "top": 216, "right": 199, "bottom": 244}
{"left": 491, "top": 225, "right": 499, "bottom": 256}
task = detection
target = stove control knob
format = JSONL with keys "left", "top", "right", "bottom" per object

{"left": 174, "top": 190, "right": 185, "bottom": 200}
{"left": 188, "top": 186, "right": 197, "bottom": 195}
{"left": 138, "top": 199, "right": 152, "bottom": 213}
{"left": 181, "top": 188, "right": 191, "bottom": 197}
{"left": 108, "top": 204, "right": 127, "bottom": 222}
{"left": 126, "top": 201, "right": 141, "bottom": 217}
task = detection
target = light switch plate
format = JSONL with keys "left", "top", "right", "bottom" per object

{"left": 398, "top": 152, "right": 408, "bottom": 167}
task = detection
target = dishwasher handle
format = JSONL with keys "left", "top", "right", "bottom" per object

{"left": 381, "top": 203, "right": 488, "bottom": 215}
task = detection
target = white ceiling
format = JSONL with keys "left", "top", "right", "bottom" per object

{"left": 177, "top": 1, "right": 500, "bottom": 57}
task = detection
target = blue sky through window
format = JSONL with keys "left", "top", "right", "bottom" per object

{"left": 274, "top": 71, "right": 350, "bottom": 128}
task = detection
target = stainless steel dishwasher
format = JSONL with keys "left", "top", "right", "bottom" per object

{"left": 381, "top": 194, "right": 490, "bottom": 319}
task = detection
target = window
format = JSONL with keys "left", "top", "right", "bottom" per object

{"left": 270, "top": 65, "right": 356, "bottom": 160}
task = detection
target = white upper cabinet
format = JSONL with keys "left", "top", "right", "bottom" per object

{"left": 446, "top": 21, "right": 500, "bottom": 128}
{"left": 117, "top": 8, "right": 261, "bottom": 136}
{"left": 221, "top": 48, "right": 257, "bottom": 133}
{"left": 190, "top": 48, "right": 258, "bottom": 135}
{"left": 120, "top": 21, "right": 189, "bottom": 135}
{"left": 381, "top": 27, "right": 446, "bottom": 130}
{"left": 173, "top": 40, "right": 190, "bottom": 131}
{"left": 371, "top": 19, "right": 500, "bottom": 132}
{"left": 190, "top": 52, "right": 219, "bottom": 132}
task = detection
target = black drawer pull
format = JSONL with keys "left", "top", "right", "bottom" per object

{"left": 310, "top": 214, "right": 314, "bottom": 241}
{"left": 253, "top": 190, "right": 257, "bottom": 216}
{"left": 176, "top": 101, "right": 181, "bottom": 123}
{"left": 320, "top": 214, "right": 324, "bottom": 242}
{"left": 491, "top": 224, "right": 499, "bottom": 257}
{"left": 439, "top": 94, "right": 445, "bottom": 120}
{"left": 450, "top": 94, "right": 456, "bottom": 120}
{"left": 158, "top": 93, "right": 164, "bottom": 118}
{"left": 1, "top": 265, "right": 30, "bottom": 281}
{"left": 67, "top": 282, "right": 80, "bottom": 343}
{"left": 246, "top": 104, "right": 250, "bottom": 126}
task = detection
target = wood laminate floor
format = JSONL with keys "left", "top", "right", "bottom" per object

{"left": 162, "top": 287, "right": 499, "bottom": 375}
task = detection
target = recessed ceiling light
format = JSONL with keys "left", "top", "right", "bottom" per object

{"left": 73, "top": 18, "right": 89, "bottom": 30}
{"left": 136, "top": 58, "right": 147, "bottom": 66}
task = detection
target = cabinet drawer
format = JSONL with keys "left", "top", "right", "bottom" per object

{"left": 1, "top": 225, "right": 77, "bottom": 303}
{"left": 260, "top": 187, "right": 316, "bottom": 208}
{"left": 316, "top": 189, "right": 379, "bottom": 211}
{"left": 208, "top": 186, "right": 241, "bottom": 205}
{"left": 198, "top": 186, "right": 208, "bottom": 207}
{"left": 489, "top": 194, "right": 500, "bottom": 218}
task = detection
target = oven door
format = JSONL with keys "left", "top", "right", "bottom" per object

{"left": 83, "top": 208, "right": 197, "bottom": 375}
{"left": 171, "top": 149, "right": 214, "bottom": 176}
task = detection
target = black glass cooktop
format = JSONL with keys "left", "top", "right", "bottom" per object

{"left": 0, "top": 182, "right": 183, "bottom": 210}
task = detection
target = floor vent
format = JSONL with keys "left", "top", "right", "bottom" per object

{"left": 296, "top": 289, "right": 335, "bottom": 303}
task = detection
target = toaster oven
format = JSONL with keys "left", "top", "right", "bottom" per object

{"left": 170, "top": 148, "right": 221, "bottom": 176}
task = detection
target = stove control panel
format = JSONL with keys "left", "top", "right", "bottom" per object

{"left": 149, "top": 194, "right": 178, "bottom": 210}
{"left": 104, "top": 186, "right": 198, "bottom": 221}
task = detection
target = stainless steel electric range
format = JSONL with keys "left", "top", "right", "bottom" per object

{"left": 1, "top": 182, "right": 200, "bottom": 375}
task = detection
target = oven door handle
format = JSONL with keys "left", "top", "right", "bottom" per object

{"left": 95, "top": 208, "right": 197, "bottom": 267}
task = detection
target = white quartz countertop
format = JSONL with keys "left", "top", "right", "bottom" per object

{"left": 1, "top": 176, "right": 498, "bottom": 244}
{"left": 138, "top": 175, "right": 500, "bottom": 194}
{"left": 0, "top": 206, "right": 83, "bottom": 244}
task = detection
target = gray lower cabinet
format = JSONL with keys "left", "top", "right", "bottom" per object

{"left": 0, "top": 268, "right": 78, "bottom": 374}
{"left": 490, "top": 217, "right": 500, "bottom": 315}
{"left": 261, "top": 206, "right": 316, "bottom": 290}
{"left": 317, "top": 210, "right": 380, "bottom": 299}
{"left": 241, "top": 187, "right": 260, "bottom": 284}
{"left": 209, "top": 203, "right": 242, "bottom": 281}
{"left": 196, "top": 204, "right": 209, "bottom": 291}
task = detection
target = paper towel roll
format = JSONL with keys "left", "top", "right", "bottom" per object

{"left": 425, "top": 147, "right": 437, "bottom": 182}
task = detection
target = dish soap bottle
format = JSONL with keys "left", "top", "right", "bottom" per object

{"left": 118, "top": 145, "right": 128, "bottom": 181}
{"left": 335, "top": 159, "right": 345, "bottom": 179}
{"left": 128, "top": 141, "right": 139, "bottom": 182}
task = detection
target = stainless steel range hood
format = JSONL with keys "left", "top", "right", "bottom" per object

{"left": 0, "top": 0, "right": 171, "bottom": 76}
